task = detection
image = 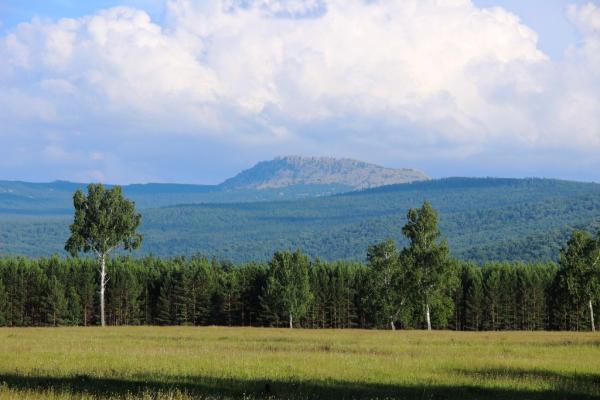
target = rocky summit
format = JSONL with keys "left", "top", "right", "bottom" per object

{"left": 220, "top": 156, "right": 429, "bottom": 190}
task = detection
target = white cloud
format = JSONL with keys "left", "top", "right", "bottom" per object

{"left": 568, "top": 3, "right": 600, "bottom": 34}
{"left": 549, "top": 3, "right": 600, "bottom": 149}
{"left": 0, "top": 0, "right": 600, "bottom": 182}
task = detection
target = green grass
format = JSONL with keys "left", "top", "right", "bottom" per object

{"left": 0, "top": 327, "right": 599, "bottom": 399}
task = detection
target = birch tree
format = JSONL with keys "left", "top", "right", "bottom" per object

{"left": 401, "top": 201, "right": 455, "bottom": 330}
{"left": 366, "top": 239, "right": 409, "bottom": 330}
{"left": 64, "top": 184, "right": 142, "bottom": 327}
{"left": 556, "top": 230, "right": 600, "bottom": 331}
{"left": 261, "top": 250, "right": 312, "bottom": 328}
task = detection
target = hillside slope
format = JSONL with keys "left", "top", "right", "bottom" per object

{"left": 2, "top": 178, "right": 599, "bottom": 263}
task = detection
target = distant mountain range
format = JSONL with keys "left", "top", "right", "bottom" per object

{"left": 0, "top": 156, "right": 428, "bottom": 212}
{"left": 1, "top": 157, "right": 599, "bottom": 264}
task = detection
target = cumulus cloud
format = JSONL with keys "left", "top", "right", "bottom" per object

{"left": 0, "top": 0, "right": 599, "bottom": 182}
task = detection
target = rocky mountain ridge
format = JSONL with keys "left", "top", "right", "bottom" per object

{"left": 221, "top": 156, "right": 429, "bottom": 190}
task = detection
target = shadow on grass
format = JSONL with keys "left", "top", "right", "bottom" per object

{"left": 454, "top": 367, "right": 600, "bottom": 398}
{"left": 1, "top": 371, "right": 600, "bottom": 400}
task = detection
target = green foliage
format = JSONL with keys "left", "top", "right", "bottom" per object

{"left": 402, "top": 202, "right": 457, "bottom": 328}
{"left": 155, "top": 272, "right": 175, "bottom": 326}
{"left": 308, "top": 260, "right": 363, "bottom": 329}
{"left": 473, "top": 262, "right": 557, "bottom": 331}
{"left": 237, "top": 262, "right": 268, "bottom": 326}
{"left": 0, "top": 199, "right": 599, "bottom": 331}
{"left": 44, "top": 275, "right": 68, "bottom": 326}
{"left": 0, "top": 276, "right": 7, "bottom": 325}
{"left": 106, "top": 259, "right": 143, "bottom": 325}
{"left": 64, "top": 183, "right": 144, "bottom": 326}
{"left": 0, "top": 179, "right": 356, "bottom": 212}
{"left": 65, "top": 184, "right": 143, "bottom": 257}
{"left": 0, "top": 251, "right": 588, "bottom": 331}
{"left": 365, "top": 240, "right": 410, "bottom": 329}
{"left": 452, "top": 262, "right": 483, "bottom": 331}
{"left": 65, "top": 286, "right": 82, "bottom": 326}
{"left": 260, "top": 250, "right": 313, "bottom": 327}
{"left": 71, "top": 259, "right": 97, "bottom": 326}
{"left": 552, "top": 230, "right": 600, "bottom": 330}
{"left": 5, "top": 178, "right": 600, "bottom": 263}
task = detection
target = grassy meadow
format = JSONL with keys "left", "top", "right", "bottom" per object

{"left": 0, "top": 327, "right": 599, "bottom": 399}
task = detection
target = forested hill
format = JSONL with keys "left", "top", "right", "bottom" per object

{"left": 0, "top": 157, "right": 428, "bottom": 212}
{"left": 1, "top": 177, "right": 600, "bottom": 263}
{"left": 0, "top": 180, "right": 347, "bottom": 212}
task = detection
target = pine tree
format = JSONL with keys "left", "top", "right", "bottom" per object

{"left": 221, "top": 271, "right": 240, "bottom": 326}
{"left": 66, "top": 286, "right": 83, "bottom": 326}
{"left": 107, "top": 259, "right": 142, "bottom": 325}
{"left": 74, "top": 261, "right": 97, "bottom": 326}
{"left": 483, "top": 265, "right": 502, "bottom": 330}
{"left": 463, "top": 264, "right": 483, "bottom": 331}
{"left": 188, "top": 258, "right": 213, "bottom": 326}
{"left": 44, "top": 275, "right": 68, "bottom": 326}
{"left": 237, "top": 263, "right": 267, "bottom": 327}
{"left": 26, "top": 262, "right": 46, "bottom": 326}
{"left": 155, "top": 273, "right": 174, "bottom": 325}
{"left": 309, "top": 260, "right": 332, "bottom": 328}
{"left": 170, "top": 269, "right": 186, "bottom": 325}
{"left": 353, "top": 266, "right": 374, "bottom": 328}
{"left": 0, "top": 277, "right": 7, "bottom": 326}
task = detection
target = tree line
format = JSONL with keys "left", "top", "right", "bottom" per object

{"left": 0, "top": 251, "right": 597, "bottom": 330}
{"left": 0, "top": 184, "right": 598, "bottom": 330}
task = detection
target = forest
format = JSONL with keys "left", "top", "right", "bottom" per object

{"left": 0, "top": 234, "right": 597, "bottom": 331}
{"left": 1, "top": 183, "right": 599, "bottom": 332}
{"left": 3, "top": 178, "right": 600, "bottom": 264}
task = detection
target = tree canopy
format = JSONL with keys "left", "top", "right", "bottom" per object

{"left": 65, "top": 184, "right": 142, "bottom": 257}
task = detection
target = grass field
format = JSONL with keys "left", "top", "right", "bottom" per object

{"left": 0, "top": 327, "right": 599, "bottom": 399}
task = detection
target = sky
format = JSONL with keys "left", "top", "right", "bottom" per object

{"left": 1, "top": 0, "right": 599, "bottom": 184}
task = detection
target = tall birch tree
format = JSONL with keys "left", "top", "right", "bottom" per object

{"left": 556, "top": 230, "right": 600, "bottom": 331}
{"left": 65, "top": 184, "right": 142, "bottom": 327}
{"left": 261, "top": 250, "right": 312, "bottom": 328}
{"left": 366, "top": 239, "right": 409, "bottom": 330}
{"left": 401, "top": 201, "right": 454, "bottom": 330}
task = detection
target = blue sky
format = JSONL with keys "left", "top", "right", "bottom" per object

{"left": 0, "top": 1, "right": 165, "bottom": 28}
{"left": 1, "top": 0, "right": 600, "bottom": 184}
{"left": 474, "top": 0, "right": 587, "bottom": 58}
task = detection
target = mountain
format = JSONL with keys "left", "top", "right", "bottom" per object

{"left": 2, "top": 177, "right": 600, "bottom": 264}
{"left": 221, "top": 156, "right": 429, "bottom": 190}
{"left": 0, "top": 156, "right": 427, "bottom": 212}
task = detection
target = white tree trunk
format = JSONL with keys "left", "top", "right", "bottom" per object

{"left": 289, "top": 312, "right": 293, "bottom": 329}
{"left": 390, "top": 320, "right": 396, "bottom": 331}
{"left": 425, "top": 303, "right": 432, "bottom": 331}
{"left": 100, "top": 253, "right": 107, "bottom": 327}
{"left": 589, "top": 299, "right": 596, "bottom": 332}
